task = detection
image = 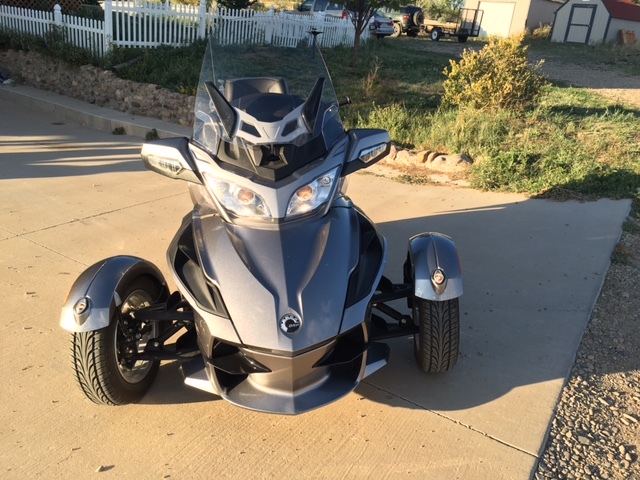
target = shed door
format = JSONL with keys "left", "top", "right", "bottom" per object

{"left": 564, "top": 4, "right": 597, "bottom": 43}
{"left": 478, "top": 2, "right": 515, "bottom": 37}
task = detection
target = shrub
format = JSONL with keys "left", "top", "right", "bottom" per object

{"left": 441, "top": 34, "right": 548, "bottom": 111}
{"left": 0, "top": 29, "right": 46, "bottom": 51}
{"left": 145, "top": 129, "right": 159, "bottom": 141}
{"left": 530, "top": 23, "right": 552, "bottom": 40}
{"left": 42, "top": 27, "right": 95, "bottom": 65}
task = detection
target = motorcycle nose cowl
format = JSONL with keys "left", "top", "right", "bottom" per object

{"left": 189, "top": 323, "right": 389, "bottom": 414}
{"left": 194, "top": 206, "right": 360, "bottom": 353}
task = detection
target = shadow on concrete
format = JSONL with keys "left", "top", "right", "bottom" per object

{"left": 0, "top": 135, "right": 144, "bottom": 180}
{"left": 142, "top": 362, "right": 219, "bottom": 405}
{"left": 138, "top": 194, "right": 627, "bottom": 412}
{"left": 355, "top": 198, "right": 626, "bottom": 411}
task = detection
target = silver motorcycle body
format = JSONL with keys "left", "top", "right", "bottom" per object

{"left": 60, "top": 39, "right": 463, "bottom": 414}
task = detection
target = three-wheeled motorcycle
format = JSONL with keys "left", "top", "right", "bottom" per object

{"left": 60, "top": 38, "right": 462, "bottom": 414}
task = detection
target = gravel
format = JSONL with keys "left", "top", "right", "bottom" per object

{"left": 534, "top": 218, "right": 640, "bottom": 480}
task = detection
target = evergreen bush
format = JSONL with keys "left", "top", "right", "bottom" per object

{"left": 441, "top": 34, "right": 548, "bottom": 111}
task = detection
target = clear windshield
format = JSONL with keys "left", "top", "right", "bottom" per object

{"left": 192, "top": 40, "right": 344, "bottom": 168}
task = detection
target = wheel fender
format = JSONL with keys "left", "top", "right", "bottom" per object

{"left": 60, "top": 256, "right": 167, "bottom": 333}
{"left": 408, "top": 233, "right": 463, "bottom": 301}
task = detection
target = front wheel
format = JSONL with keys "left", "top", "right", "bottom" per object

{"left": 414, "top": 297, "right": 460, "bottom": 373}
{"left": 70, "top": 277, "right": 162, "bottom": 405}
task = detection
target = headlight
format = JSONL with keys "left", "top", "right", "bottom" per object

{"left": 286, "top": 167, "right": 339, "bottom": 219}
{"left": 203, "top": 174, "right": 272, "bottom": 220}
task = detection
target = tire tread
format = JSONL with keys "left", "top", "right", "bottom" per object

{"left": 68, "top": 276, "right": 161, "bottom": 405}
{"left": 415, "top": 298, "right": 460, "bottom": 373}
{"left": 71, "top": 330, "right": 119, "bottom": 405}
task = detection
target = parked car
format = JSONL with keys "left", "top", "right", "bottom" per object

{"left": 293, "top": 0, "right": 348, "bottom": 18}
{"left": 381, "top": 5, "right": 424, "bottom": 37}
{"left": 369, "top": 10, "right": 395, "bottom": 38}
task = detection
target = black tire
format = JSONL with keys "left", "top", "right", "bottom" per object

{"left": 458, "top": 35, "right": 469, "bottom": 43}
{"left": 70, "top": 277, "right": 162, "bottom": 405}
{"left": 431, "top": 28, "right": 442, "bottom": 41}
{"left": 413, "top": 11, "right": 424, "bottom": 26}
{"left": 414, "top": 297, "right": 460, "bottom": 373}
{"left": 390, "top": 22, "right": 401, "bottom": 38}
{"left": 407, "top": 29, "right": 418, "bottom": 38}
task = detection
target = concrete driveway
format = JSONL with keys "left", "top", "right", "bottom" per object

{"left": 0, "top": 88, "right": 631, "bottom": 479}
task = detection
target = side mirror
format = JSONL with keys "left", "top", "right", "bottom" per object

{"left": 141, "top": 137, "right": 202, "bottom": 184}
{"left": 342, "top": 129, "right": 391, "bottom": 176}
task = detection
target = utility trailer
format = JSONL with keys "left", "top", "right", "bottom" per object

{"left": 424, "top": 8, "right": 483, "bottom": 43}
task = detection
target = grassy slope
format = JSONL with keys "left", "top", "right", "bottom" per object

{"left": 9, "top": 31, "right": 636, "bottom": 199}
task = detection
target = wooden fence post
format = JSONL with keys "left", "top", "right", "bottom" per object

{"left": 264, "top": 5, "right": 275, "bottom": 45}
{"left": 198, "top": 0, "right": 207, "bottom": 39}
{"left": 103, "top": 0, "right": 113, "bottom": 53}
{"left": 53, "top": 4, "right": 62, "bottom": 26}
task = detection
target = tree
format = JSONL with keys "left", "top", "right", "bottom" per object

{"left": 417, "top": 0, "right": 462, "bottom": 21}
{"left": 343, "top": 0, "right": 396, "bottom": 60}
{"left": 217, "top": 0, "right": 256, "bottom": 9}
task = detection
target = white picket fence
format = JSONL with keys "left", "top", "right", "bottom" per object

{"left": 0, "top": 0, "right": 364, "bottom": 56}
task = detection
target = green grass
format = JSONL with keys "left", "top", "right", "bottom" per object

{"left": 104, "top": 38, "right": 640, "bottom": 200}
{"left": 2, "top": 32, "right": 639, "bottom": 199}
{"left": 102, "top": 40, "right": 207, "bottom": 94}
{"left": 327, "top": 39, "right": 640, "bottom": 199}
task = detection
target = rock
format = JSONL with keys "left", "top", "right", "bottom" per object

{"left": 426, "top": 151, "right": 441, "bottom": 163}
{"left": 0, "top": 49, "right": 194, "bottom": 127}
{"left": 425, "top": 153, "right": 473, "bottom": 172}
{"left": 598, "top": 397, "right": 611, "bottom": 407}
{"left": 394, "top": 149, "right": 416, "bottom": 165}
{"left": 384, "top": 143, "right": 398, "bottom": 161}
{"left": 578, "top": 436, "right": 591, "bottom": 445}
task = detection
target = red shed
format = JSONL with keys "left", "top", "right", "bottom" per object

{"left": 551, "top": 0, "right": 640, "bottom": 44}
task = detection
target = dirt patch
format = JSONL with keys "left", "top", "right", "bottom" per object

{"left": 537, "top": 57, "right": 640, "bottom": 108}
